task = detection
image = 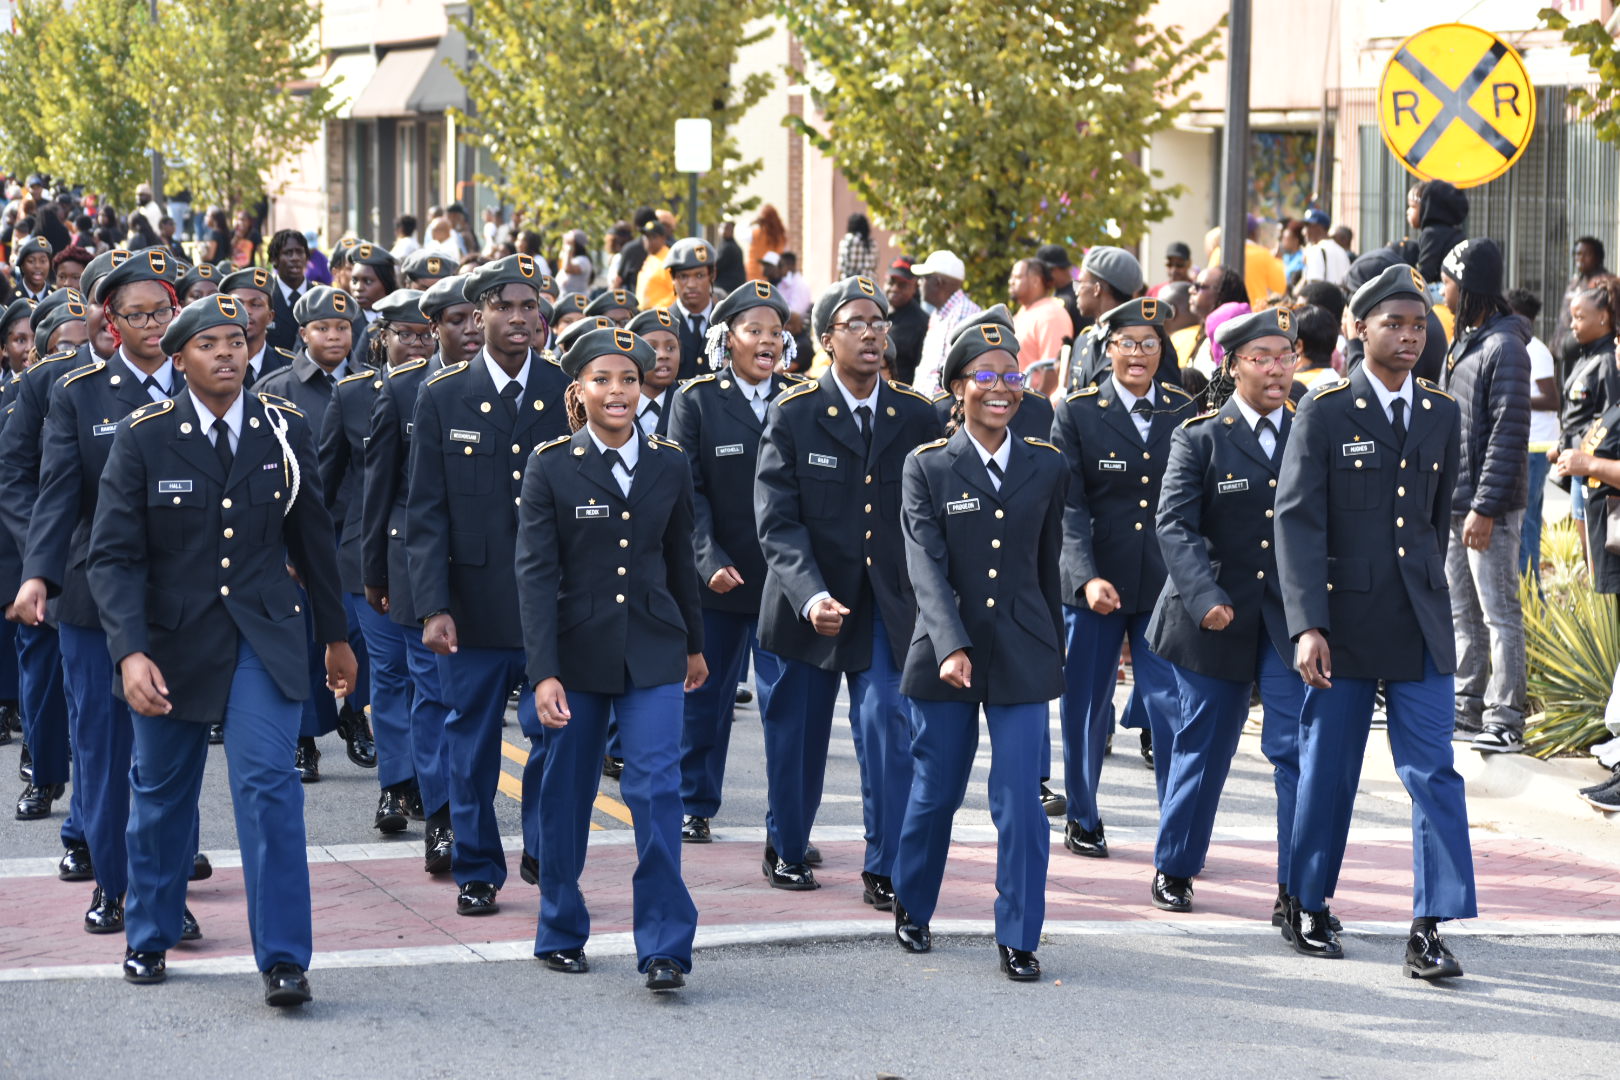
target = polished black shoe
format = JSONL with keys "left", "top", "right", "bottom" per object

{"left": 1063, "top": 819, "right": 1108, "bottom": 858}
{"left": 734, "top": 686, "right": 754, "bottom": 706}
{"left": 336, "top": 707, "right": 377, "bottom": 769}
{"left": 0, "top": 701, "right": 18, "bottom": 737}
{"left": 58, "top": 841, "right": 94, "bottom": 881}
{"left": 374, "top": 785, "right": 410, "bottom": 833}
{"left": 262, "top": 963, "right": 312, "bottom": 1007}
{"left": 645, "top": 959, "right": 685, "bottom": 991}
{"left": 861, "top": 871, "right": 895, "bottom": 911}
{"left": 997, "top": 944, "right": 1040, "bottom": 981}
{"left": 893, "top": 901, "right": 931, "bottom": 953}
{"left": 803, "top": 843, "right": 822, "bottom": 865}
{"left": 16, "top": 781, "right": 63, "bottom": 820}
{"left": 122, "top": 948, "right": 166, "bottom": 984}
{"left": 680, "top": 815, "right": 712, "bottom": 843}
{"left": 0, "top": 717, "right": 8, "bottom": 745}
{"left": 190, "top": 852, "right": 213, "bottom": 881}
{"left": 542, "top": 947, "right": 589, "bottom": 973}
{"left": 83, "top": 887, "right": 125, "bottom": 934}
{"left": 18, "top": 741, "right": 32, "bottom": 783}
{"left": 1281, "top": 896, "right": 1342, "bottom": 959}
{"left": 295, "top": 737, "right": 321, "bottom": 783}
{"left": 207, "top": 723, "right": 224, "bottom": 745}
{"left": 1403, "top": 926, "right": 1463, "bottom": 980}
{"left": 1150, "top": 871, "right": 1193, "bottom": 913}
{"left": 457, "top": 880, "right": 500, "bottom": 916}
{"left": 601, "top": 755, "right": 624, "bottom": 780}
{"left": 1039, "top": 782, "right": 1067, "bottom": 817}
{"left": 405, "top": 783, "right": 425, "bottom": 821}
{"left": 1270, "top": 887, "right": 1340, "bottom": 932}
{"left": 1139, "top": 729, "right": 1154, "bottom": 768}
{"left": 519, "top": 850, "right": 538, "bottom": 885}
{"left": 425, "top": 822, "right": 454, "bottom": 876}
{"left": 761, "top": 845, "right": 818, "bottom": 890}
{"left": 181, "top": 907, "right": 202, "bottom": 942}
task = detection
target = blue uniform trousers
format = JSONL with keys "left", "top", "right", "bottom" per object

{"left": 1288, "top": 650, "right": 1477, "bottom": 919}
{"left": 1155, "top": 642, "right": 1302, "bottom": 881}
{"left": 679, "top": 610, "right": 773, "bottom": 818}
{"left": 297, "top": 590, "right": 370, "bottom": 738}
{"left": 352, "top": 597, "right": 412, "bottom": 790}
{"left": 437, "top": 646, "right": 531, "bottom": 889}
{"left": 1059, "top": 604, "right": 1176, "bottom": 831}
{"left": 535, "top": 682, "right": 697, "bottom": 972}
{"left": 404, "top": 635, "right": 451, "bottom": 817}
{"left": 126, "top": 638, "right": 311, "bottom": 971}
{"left": 18, "top": 621, "right": 81, "bottom": 844}
{"left": 59, "top": 623, "right": 137, "bottom": 897}
{"left": 893, "top": 699, "right": 1049, "bottom": 951}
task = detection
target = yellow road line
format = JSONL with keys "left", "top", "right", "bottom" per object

{"left": 594, "top": 794, "right": 635, "bottom": 826}
{"left": 498, "top": 739, "right": 626, "bottom": 829}
{"left": 500, "top": 740, "right": 526, "bottom": 766}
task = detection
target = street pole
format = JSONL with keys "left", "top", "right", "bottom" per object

{"left": 1219, "top": 0, "right": 1251, "bottom": 279}
{"left": 149, "top": 0, "right": 164, "bottom": 202}
{"left": 689, "top": 172, "right": 699, "bottom": 239}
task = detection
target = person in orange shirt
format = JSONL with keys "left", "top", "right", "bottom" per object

{"left": 1210, "top": 216, "right": 1287, "bottom": 309}
{"left": 1007, "top": 258, "right": 1071, "bottom": 389}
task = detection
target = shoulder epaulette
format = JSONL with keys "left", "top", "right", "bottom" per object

{"left": 129, "top": 398, "right": 174, "bottom": 427}
{"left": 1023, "top": 436, "right": 1060, "bottom": 452}
{"left": 913, "top": 437, "right": 948, "bottom": 456}
{"left": 775, "top": 382, "right": 819, "bottom": 406}
{"left": 337, "top": 369, "right": 375, "bottom": 387}
{"left": 541, "top": 350, "right": 562, "bottom": 368}
{"left": 1066, "top": 386, "right": 1100, "bottom": 402}
{"left": 426, "top": 360, "right": 468, "bottom": 385}
{"left": 649, "top": 433, "right": 684, "bottom": 453}
{"left": 534, "top": 434, "right": 571, "bottom": 456}
{"left": 1312, "top": 378, "right": 1350, "bottom": 398}
{"left": 1285, "top": 398, "right": 1297, "bottom": 412}
{"left": 1416, "top": 378, "right": 1455, "bottom": 401}
{"left": 1160, "top": 381, "right": 1193, "bottom": 399}
{"left": 39, "top": 348, "right": 77, "bottom": 367}
{"left": 257, "top": 391, "right": 304, "bottom": 417}
{"left": 60, "top": 359, "right": 106, "bottom": 387}
{"left": 886, "top": 379, "right": 932, "bottom": 404}
{"left": 680, "top": 372, "right": 717, "bottom": 394}
{"left": 273, "top": 346, "right": 295, "bottom": 360}
{"left": 1181, "top": 410, "right": 1218, "bottom": 429}
{"left": 780, "top": 372, "right": 810, "bottom": 383}
{"left": 387, "top": 357, "right": 428, "bottom": 378}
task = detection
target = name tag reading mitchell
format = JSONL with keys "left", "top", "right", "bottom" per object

{"left": 1217, "top": 478, "right": 1249, "bottom": 493}
{"left": 1097, "top": 459, "right": 1127, "bottom": 472}
{"left": 808, "top": 453, "right": 837, "bottom": 469}
{"left": 715, "top": 443, "right": 744, "bottom": 457}
{"left": 158, "top": 480, "right": 193, "bottom": 493}
{"left": 946, "top": 498, "right": 980, "bottom": 514}
{"left": 92, "top": 423, "right": 117, "bottom": 437}
{"left": 450, "top": 429, "right": 482, "bottom": 444}
{"left": 1342, "top": 441, "right": 1374, "bottom": 456}
{"left": 575, "top": 505, "right": 610, "bottom": 519}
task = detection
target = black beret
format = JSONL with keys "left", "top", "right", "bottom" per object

{"left": 347, "top": 241, "right": 394, "bottom": 269}
{"left": 401, "top": 249, "right": 454, "bottom": 283}
{"left": 711, "top": 279, "right": 788, "bottom": 327}
{"left": 219, "top": 266, "right": 276, "bottom": 297}
{"left": 948, "top": 303, "right": 1016, "bottom": 345}
{"left": 177, "top": 261, "right": 218, "bottom": 296}
{"left": 80, "top": 249, "right": 129, "bottom": 304}
{"left": 98, "top": 248, "right": 181, "bottom": 303}
{"left": 1349, "top": 263, "right": 1429, "bottom": 320}
{"left": 942, "top": 315, "right": 1020, "bottom": 388}
{"left": 554, "top": 316, "right": 615, "bottom": 353}
{"left": 160, "top": 293, "right": 251, "bottom": 355}
{"left": 626, "top": 308, "right": 679, "bottom": 338}
{"left": 559, "top": 326, "right": 656, "bottom": 379}
{"left": 1096, "top": 296, "right": 1167, "bottom": 337}
{"left": 665, "top": 237, "right": 716, "bottom": 274}
{"left": 32, "top": 286, "right": 85, "bottom": 326}
{"left": 584, "top": 288, "right": 638, "bottom": 318}
{"left": 812, "top": 276, "right": 888, "bottom": 339}
{"left": 293, "top": 285, "right": 361, "bottom": 326}
{"left": 461, "top": 253, "right": 545, "bottom": 304}
{"left": 0, "top": 297, "right": 36, "bottom": 339}
{"left": 33, "top": 296, "right": 86, "bottom": 356}
{"left": 552, "top": 292, "right": 591, "bottom": 318}
{"left": 14, "top": 234, "right": 51, "bottom": 262}
{"left": 372, "top": 289, "right": 427, "bottom": 324}
{"left": 329, "top": 237, "right": 368, "bottom": 268}
{"left": 535, "top": 274, "right": 558, "bottom": 298}
{"left": 1214, "top": 307, "right": 1299, "bottom": 355}
{"left": 419, "top": 275, "right": 472, "bottom": 321}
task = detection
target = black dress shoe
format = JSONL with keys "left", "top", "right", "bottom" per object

{"left": 0, "top": 717, "right": 8, "bottom": 745}
{"left": 18, "top": 741, "right": 32, "bottom": 783}
{"left": 997, "top": 944, "right": 1041, "bottom": 981}
{"left": 541, "top": 947, "right": 589, "bottom": 973}
{"left": 761, "top": 845, "right": 818, "bottom": 890}
{"left": 1270, "top": 887, "right": 1340, "bottom": 932}
{"left": 893, "top": 901, "right": 931, "bottom": 953}
{"left": 374, "top": 785, "right": 410, "bottom": 833}
{"left": 84, "top": 887, "right": 124, "bottom": 933}
{"left": 1403, "top": 926, "right": 1463, "bottom": 980}
{"left": 295, "top": 737, "right": 320, "bottom": 783}
{"left": 1039, "top": 782, "right": 1067, "bottom": 817}
{"left": 1139, "top": 729, "right": 1154, "bottom": 768}
{"left": 262, "top": 963, "right": 312, "bottom": 1007}
{"left": 16, "top": 781, "right": 63, "bottom": 820}
{"left": 734, "top": 686, "right": 754, "bottom": 706}
{"left": 1150, "top": 871, "right": 1193, "bottom": 913}
{"left": 58, "top": 842, "right": 94, "bottom": 881}
{"left": 207, "top": 723, "right": 224, "bottom": 745}
{"left": 456, "top": 880, "right": 500, "bottom": 916}
{"left": 804, "top": 843, "right": 822, "bottom": 866}
{"left": 425, "top": 823, "right": 454, "bottom": 876}
{"left": 861, "top": 870, "right": 895, "bottom": 911}
{"left": 601, "top": 755, "right": 624, "bottom": 780}
{"left": 1063, "top": 819, "right": 1108, "bottom": 858}
{"left": 336, "top": 707, "right": 377, "bottom": 769}
{"left": 405, "top": 783, "right": 425, "bottom": 821}
{"left": 1281, "top": 896, "right": 1342, "bottom": 959}
{"left": 122, "top": 947, "right": 166, "bottom": 984}
{"left": 680, "top": 815, "right": 712, "bottom": 843}
{"left": 181, "top": 907, "right": 202, "bottom": 941}
{"left": 0, "top": 701, "right": 18, "bottom": 737}
{"left": 519, "top": 850, "right": 538, "bottom": 885}
{"left": 190, "top": 852, "right": 213, "bottom": 881}
{"left": 645, "top": 959, "right": 685, "bottom": 991}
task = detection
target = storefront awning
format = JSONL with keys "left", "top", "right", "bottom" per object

{"left": 408, "top": 29, "right": 468, "bottom": 114}
{"left": 321, "top": 51, "right": 378, "bottom": 120}
{"left": 351, "top": 47, "right": 438, "bottom": 119}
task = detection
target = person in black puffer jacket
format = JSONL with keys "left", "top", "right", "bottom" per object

{"left": 1439, "top": 237, "right": 1530, "bottom": 756}
{"left": 1410, "top": 181, "right": 1469, "bottom": 287}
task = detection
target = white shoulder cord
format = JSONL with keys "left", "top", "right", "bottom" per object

{"left": 261, "top": 402, "right": 301, "bottom": 516}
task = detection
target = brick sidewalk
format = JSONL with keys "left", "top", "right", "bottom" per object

{"left": 4, "top": 827, "right": 1618, "bottom": 976}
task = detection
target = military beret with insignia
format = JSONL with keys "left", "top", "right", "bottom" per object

{"left": 552, "top": 292, "right": 591, "bottom": 319}
{"left": 97, "top": 248, "right": 181, "bottom": 304}
{"left": 0, "top": 297, "right": 36, "bottom": 340}
{"left": 943, "top": 312, "right": 1021, "bottom": 387}
{"left": 1215, "top": 307, "right": 1298, "bottom": 356}
{"left": 554, "top": 315, "right": 615, "bottom": 354}
{"left": 419, "top": 275, "right": 472, "bottom": 321}
{"left": 560, "top": 326, "right": 656, "bottom": 379}
{"left": 665, "top": 237, "right": 715, "bottom": 275}
{"left": 348, "top": 241, "right": 395, "bottom": 270}
{"left": 626, "top": 308, "right": 679, "bottom": 339}
{"left": 1097, "top": 296, "right": 1167, "bottom": 337}
{"left": 373, "top": 288, "right": 428, "bottom": 325}
{"left": 461, "top": 253, "right": 544, "bottom": 305}
{"left": 294, "top": 284, "right": 360, "bottom": 326}
{"left": 33, "top": 295, "right": 86, "bottom": 356}
{"left": 948, "top": 303, "right": 1016, "bottom": 345}
{"left": 401, "top": 249, "right": 452, "bottom": 284}
{"left": 711, "top": 279, "right": 788, "bottom": 327}
{"left": 1349, "top": 263, "right": 1430, "bottom": 320}
{"left": 177, "top": 261, "right": 218, "bottom": 297}
{"left": 160, "top": 293, "right": 251, "bottom": 355}
{"left": 812, "top": 275, "right": 888, "bottom": 339}
{"left": 584, "top": 288, "right": 639, "bottom": 319}
{"left": 14, "top": 234, "right": 52, "bottom": 262}
{"left": 219, "top": 266, "right": 276, "bottom": 297}
{"left": 31, "top": 286, "right": 85, "bottom": 325}
{"left": 80, "top": 248, "right": 130, "bottom": 304}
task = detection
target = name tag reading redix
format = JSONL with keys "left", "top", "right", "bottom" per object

{"left": 1217, "top": 478, "right": 1249, "bottom": 493}
{"left": 808, "top": 453, "right": 837, "bottom": 469}
{"left": 575, "top": 505, "right": 609, "bottom": 519}
{"left": 450, "top": 429, "right": 481, "bottom": 444}
{"left": 158, "top": 480, "right": 192, "bottom": 493}
{"left": 946, "top": 498, "right": 980, "bottom": 514}
{"left": 715, "top": 444, "right": 744, "bottom": 457}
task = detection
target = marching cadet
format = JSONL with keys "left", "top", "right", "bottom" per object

{"left": 754, "top": 276, "right": 942, "bottom": 900}
{"left": 260, "top": 286, "right": 374, "bottom": 783}
{"left": 0, "top": 300, "right": 33, "bottom": 752}
{"left": 583, "top": 287, "right": 638, "bottom": 328}
{"left": 221, "top": 267, "right": 295, "bottom": 389}
{"left": 360, "top": 275, "right": 467, "bottom": 876}
{"left": 14, "top": 234, "right": 54, "bottom": 301}
{"left": 516, "top": 324, "right": 706, "bottom": 992}
{"left": 1070, "top": 246, "right": 1143, "bottom": 387}
{"left": 32, "top": 296, "right": 88, "bottom": 358}
{"left": 553, "top": 292, "right": 591, "bottom": 334}
{"left": 1275, "top": 264, "right": 1475, "bottom": 978}
{"left": 1146, "top": 308, "right": 1304, "bottom": 917}
{"left": 631, "top": 307, "right": 679, "bottom": 437}
{"left": 80, "top": 250, "right": 128, "bottom": 365}
{"left": 321, "top": 288, "right": 435, "bottom": 832}
{"left": 88, "top": 294, "right": 356, "bottom": 1007}
{"left": 406, "top": 253, "right": 568, "bottom": 916}
{"left": 266, "top": 230, "right": 310, "bottom": 355}
{"left": 178, "top": 262, "right": 219, "bottom": 305}
{"left": 401, "top": 249, "right": 453, "bottom": 290}
{"left": 1, "top": 298, "right": 35, "bottom": 374}
{"left": 345, "top": 242, "right": 398, "bottom": 369}
{"left": 891, "top": 316, "right": 1067, "bottom": 983}
{"left": 666, "top": 281, "right": 800, "bottom": 843}
{"left": 329, "top": 236, "right": 365, "bottom": 295}
{"left": 664, "top": 237, "right": 720, "bottom": 381}
{"left": 1050, "top": 297, "right": 1196, "bottom": 860}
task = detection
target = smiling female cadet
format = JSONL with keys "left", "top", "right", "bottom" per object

{"left": 890, "top": 315, "right": 1067, "bottom": 982}
{"left": 516, "top": 325, "right": 706, "bottom": 992}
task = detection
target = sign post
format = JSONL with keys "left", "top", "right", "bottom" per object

{"left": 674, "top": 118, "right": 712, "bottom": 238}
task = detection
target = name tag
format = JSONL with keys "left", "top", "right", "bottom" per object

{"left": 1341, "top": 441, "right": 1374, "bottom": 456}
{"left": 575, "top": 505, "right": 609, "bottom": 519}
{"left": 1217, "top": 478, "right": 1249, "bottom": 493}
{"left": 92, "top": 423, "right": 116, "bottom": 437}
{"left": 158, "top": 480, "right": 192, "bottom": 493}
{"left": 715, "top": 443, "right": 744, "bottom": 457}
{"left": 1097, "top": 459, "right": 1127, "bottom": 472}
{"left": 405, "top": 422, "right": 414, "bottom": 436}
{"left": 808, "top": 453, "right": 838, "bottom": 469}
{"left": 946, "top": 498, "right": 980, "bottom": 514}
{"left": 450, "top": 429, "right": 481, "bottom": 444}
{"left": 262, "top": 462, "right": 280, "bottom": 471}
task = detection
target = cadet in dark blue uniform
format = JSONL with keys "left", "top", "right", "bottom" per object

{"left": 754, "top": 276, "right": 943, "bottom": 899}
{"left": 553, "top": 293, "right": 591, "bottom": 334}
{"left": 664, "top": 237, "right": 719, "bottom": 381}
{"left": 89, "top": 295, "right": 356, "bottom": 1006}
{"left": 1051, "top": 297, "right": 1195, "bottom": 859}
{"left": 666, "top": 282, "right": 800, "bottom": 843}
{"left": 583, "top": 288, "right": 638, "bottom": 327}
{"left": 890, "top": 318, "right": 1067, "bottom": 982}
{"left": 518, "top": 325, "right": 705, "bottom": 992}
{"left": 178, "top": 262, "right": 219, "bottom": 305}
{"left": 1146, "top": 308, "right": 1303, "bottom": 917}
{"left": 401, "top": 250, "right": 453, "bottom": 290}
{"left": 1275, "top": 264, "right": 1475, "bottom": 978}
{"left": 221, "top": 267, "right": 295, "bottom": 389}
{"left": 631, "top": 308, "right": 678, "bottom": 440}
{"left": 406, "top": 254, "right": 568, "bottom": 915}
{"left": 345, "top": 242, "right": 398, "bottom": 371}
{"left": 0, "top": 299, "right": 32, "bottom": 747}
{"left": 361, "top": 275, "right": 468, "bottom": 875}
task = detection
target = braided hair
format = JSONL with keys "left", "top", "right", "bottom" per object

{"left": 944, "top": 389, "right": 966, "bottom": 437}
{"left": 563, "top": 381, "right": 587, "bottom": 432}
{"left": 368, "top": 319, "right": 391, "bottom": 369}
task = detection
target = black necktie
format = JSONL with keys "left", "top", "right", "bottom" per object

{"left": 689, "top": 315, "right": 704, "bottom": 341}
{"left": 1256, "top": 416, "right": 1276, "bottom": 458}
{"left": 1131, "top": 399, "right": 1152, "bottom": 440}
{"left": 212, "top": 418, "right": 233, "bottom": 475}
{"left": 644, "top": 398, "right": 662, "bottom": 418}
{"left": 602, "top": 448, "right": 632, "bottom": 479}
{"left": 242, "top": 364, "right": 257, "bottom": 389}
{"left": 1391, "top": 398, "right": 1408, "bottom": 444}
{"left": 986, "top": 458, "right": 1004, "bottom": 488}
{"left": 855, "top": 404, "right": 873, "bottom": 453}
{"left": 501, "top": 380, "right": 522, "bottom": 424}
{"left": 141, "top": 374, "right": 162, "bottom": 398}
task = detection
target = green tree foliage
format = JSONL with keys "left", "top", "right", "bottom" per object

{"left": 1542, "top": 7, "right": 1620, "bottom": 144}
{"left": 452, "top": 0, "right": 774, "bottom": 236}
{"left": 0, "top": 2, "right": 52, "bottom": 179}
{"left": 782, "top": 0, "right": 1222, "bottom": 299}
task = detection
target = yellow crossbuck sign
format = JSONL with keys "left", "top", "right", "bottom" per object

{"left": 1378, "top": 23, "right": 1535, "bottom": 189}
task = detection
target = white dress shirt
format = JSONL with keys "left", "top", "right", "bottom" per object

{"left": 965, "top": 429, "right": 1011, "bottom": 489}
{"left": 1232, "top": 394, "right": 1285, "bottom": 459}
{"left": 1113, "top": 381, "right": 1156, "bottom": 442}
{"left": 191, "top": 389, "right": 245, "bottom": 453}
{"left": 587, "top": 426, "right": 639, "bottom": 496}
{"left": 119, "top": 350, "right": 176, "bottom": 402}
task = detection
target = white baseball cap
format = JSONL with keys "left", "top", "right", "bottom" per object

{"left": 911, "top": 249, "right": 966, "bottom": 280}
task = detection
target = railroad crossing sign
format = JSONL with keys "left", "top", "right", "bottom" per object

{"left": 1378, "top": 23, "right": 1535, "bottom": 189}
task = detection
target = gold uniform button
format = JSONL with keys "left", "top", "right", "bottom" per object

{"left": 1353, "top": 460, "right": 1363, "bottom": 469}
{"left": 222, "top": 498, "right": 233, "bottom": 509}
{"left": 172, "top": 496, "right": 181, "bottom": 505}
{"left": 994, "top": 509, "right": 1004, "bottom": 519}
{"left": 219, "top": 586, "right": 230, "bottom": 596}
{"left": 1397, "top": 486, "right": 1406, "bottom": 497}
{"left": 512, "top": 470, "right": 522, "bottom": 480}
{"left": 985, "top": 598, "right": 996, "bottom": 608}
{"left": 1400, "top": 459, "right": 1408, "bottom": 469}
{"left": 275, "top": 491, "right": 281, "bottom": 500}
{"left": 1260, "top": 540, "right": 1270, "bottom": 549}
{"left": 390, "top": 527, "right": 398, "bottom": 536}
{"left": 1432, "top": 463, "right": 1439, "bottom": 471}
{"left": 865, "top": 530, "right": 872, "bottom": 540}
{"left": 1142, "top": 451, "right": 1151, "bottom": 461}
{"left": 514, "top": 497, "right": 521, "bottom": 506}
{"left": 865, "top": 474, "right": 872, "bottom": 484}
{"left": 865, "top": 557, "right": 872, "bottom": 566}
{"left": 1268, "top": 479, "right": 1276, "bottom": 488}
{"left": 512, "top": 443, "right": 522, "bottom": 454}
{"left": 1327, "top": 583, "right": 1334, "bottom": 592}
{"left": 622, "top": 511, "right": 631, "bottom": 520}
{"left": 619, "top": 539, "right": 629, "bottom": 548}
{"left": 991, "top": 539, "right": 1001, "bottom": 549}
{"left": 1140, "top": 476, "right": 1150, "bottom": 485}
{"left": 864, "top": 504, "right": 872, "bottom": 514}
{"left": 1396, "top": 516, "right": 1405, "bottom": 527}
{"left": 1139, "top": 499, "right": 1149, "bottom": 509}
{"left": 615, "top": 594, "right": 625, "bottom": 604}
{"left": 220, "top": 558, "right": 230, "bottom": 568}
{"left": 1264, "top": 509, "right": 1274, "bottom": 519}
{"left": 1134, "top": 522, "right": 1143, "bottom": 531}
{"left": 294, "top": 604, "right": 301, "bottom": 612}
{"left": 1398, "top": 546, "right": 1406, "bottom": 557}
{"left": 464, "top": 446, "right": 473, "bottom": 456}
{"left": 223, "top": 527, "right": 234, "bottom": 538}
{"left": 1255, "top": 571, "right": 1265, "bottom": 580}
{"left": 988, "top": 569, "right": 997, "bottom": 579}
{"left": 617, "top": 567, "right": 626, "bottom": 576}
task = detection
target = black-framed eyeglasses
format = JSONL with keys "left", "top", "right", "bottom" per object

{"left": 830, "top": 319, "right": 891, "bottom": 334}
{"left": 390, "top": 329, "right": 434, "bottom": 346}
{"left": 111, "top": 306, "right": 177, "bottom": 328}
{"left": 1109, "top": 337, "right": 1162, "bottom": 356}
{"left": 965, "top": 369, "right": 1027, "bottom": 391}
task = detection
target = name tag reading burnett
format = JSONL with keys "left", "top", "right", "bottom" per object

{"left": 1097, "top": 459, "right": 1127, "bottom": 472}
{"left": 450, "top": 429, "right": 482, "bottom": 444}
{"left": 158, "top": 480, "right": 193, "bottom": 493}
{"left": 946, "top": 498, "right": 980, "bottom": 514}
{"left": 715, "top": 444, "right": 744, "bottom": 457}
{"left": 575, "top": 505, "right": 609, "bottom": 519}
{"left": 808, "top": 453, "right": 837, "bottom": 469}
{"left": 92, "top": 423, "right": 117, "bottom": 437}
{"left": 1341, "top": 441, "right": 1374, "bottom": 456}
{"left": 1216, "top": 478, "right": 1249, "bottom": 493}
